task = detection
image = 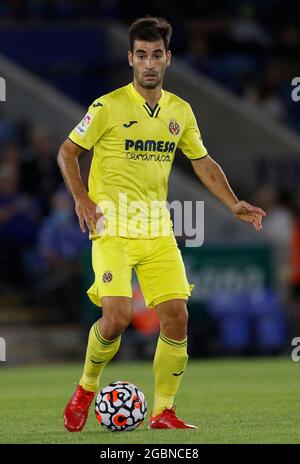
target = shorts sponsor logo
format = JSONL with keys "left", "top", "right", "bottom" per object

{"left": 102, "top": 272, "right": 113, "bottom": 283}
{"left": 169, "top": 119, "right": 180, "bottom": 135}
{"left": 75, "top": 112, "right": 93, "bottom": 135}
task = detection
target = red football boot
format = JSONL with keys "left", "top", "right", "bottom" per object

{"left": 148, "top": 406, "right": 197, "bottom": 429}
{"left": 63, "top": 385, "right": 95, "bottom": 432}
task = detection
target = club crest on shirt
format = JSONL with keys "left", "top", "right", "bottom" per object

{"left": 102, "top": 272, "right": 113, "bottom": 283}
{"left": 169, "top": 119, "right": 180, "bottom": 135}
{"left": 75, "top": 112, "right": 93, "bottom": 135}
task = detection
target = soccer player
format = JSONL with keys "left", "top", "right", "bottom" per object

{"left": 58, "top": 17, "right": 266, "bottom": 431}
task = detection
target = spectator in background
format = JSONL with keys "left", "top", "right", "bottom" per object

{"left": 37, "top": 188, "right": 87, "bottom": 321}
{"left": 245, "top": 62, "right": 286, "bottom": 120}
{"left": 0, "top": 162, "right": 39, "bottom": 288}
{"left": 0, "top": 141, "right": 20, "bottom": 168}
{"left": 274, "top": 21, "right": 300, "bottom": 69}
{"left": 38, "top": 188, "right": 86, "bottom": 268}
{"left": 254, "top": 185, "right": 293, "bottom": 246}
{"left": 289, "top": 191, "right": 300, "bottom": 338}
{"left": 20, "top": 126, "right": 62, "bottom": 216}
{"left": 0, "top": 119, "right": 16, "bottom": 145}
{"left": 253, "top": 185, "right": 293, "bottom": 295}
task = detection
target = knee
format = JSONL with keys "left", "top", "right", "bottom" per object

{"left": 100, "top": 299, "right": 133, "bottom": 339}
{"left": 159, "top": 302, "right": 189, "bottom": 337}
{"left": 104, "top": 310, "right": 132, "bottom": 335}
{"left": 172, "top": 307, "right": 188, "bottom": 327}
{"left": 110, "top": 311, "right": 132, "bottom": 333}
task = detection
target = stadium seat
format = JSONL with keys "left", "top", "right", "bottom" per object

{"left": 0, "top": 26, "right": 109, "bottom": 104}
{"left": 249, "top": 289, "right": 287, "bottom": 354}
{"left": 207, "top": 292, "right": 252, "bottom": 353}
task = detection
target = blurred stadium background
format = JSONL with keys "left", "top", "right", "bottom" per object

{"left": 0, "top": 0, "right": 300, "bottom": 366}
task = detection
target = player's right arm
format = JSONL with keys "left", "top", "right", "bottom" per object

{"left": 58, "top": 98, "right": 109, "bottom": 234}
{"left": 57, "top": 138, "right": 102, "bottom": 234}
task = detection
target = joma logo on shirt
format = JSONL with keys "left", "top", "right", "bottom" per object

{"left": 125, "top": 139, "right": 175, "bottom": 153}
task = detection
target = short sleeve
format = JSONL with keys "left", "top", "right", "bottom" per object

{"left": 178, "top": 104, "right": 207, "bottom": 160}
{"left": 68, "top": 98, "right": 109, "bottom": 150}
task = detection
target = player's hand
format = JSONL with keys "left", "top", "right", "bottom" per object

{"left": 75, "top": 194, "right": 106, "bottom": 234}
{"left": 232, "top": 200, "right": 266, "bottom": 231}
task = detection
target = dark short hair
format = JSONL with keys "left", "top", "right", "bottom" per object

{"left": 128, "top": 16, "right": 172, "bottom": 52}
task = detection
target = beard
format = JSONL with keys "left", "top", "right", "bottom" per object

{"left": 140, "top": 80, "right": 160, "bottom": 89}
{"left": 135, "top": 70, "right": 165, "bottom": 89}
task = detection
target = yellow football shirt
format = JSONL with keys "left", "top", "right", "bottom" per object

{"left": 68, "top": 82, "right": 207, "bottom": 238}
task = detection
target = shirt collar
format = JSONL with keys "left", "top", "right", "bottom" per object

{"left": 127, "top": 82, "right": 165, "bottom": 108}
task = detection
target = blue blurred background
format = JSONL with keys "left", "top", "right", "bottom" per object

{"left": 0, "top": 0, "right": 300, "bottom": 364}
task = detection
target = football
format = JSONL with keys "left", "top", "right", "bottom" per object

{"left": 95, "top": 380, "right": 147, "bottom": 432}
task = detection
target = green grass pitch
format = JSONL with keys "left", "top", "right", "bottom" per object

{"left": 0, "top": 357, "right": 299, "bottom": 444}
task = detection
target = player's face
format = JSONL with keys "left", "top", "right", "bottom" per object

{"left": 128, "top": 40, "right": 171, "bottom": 89}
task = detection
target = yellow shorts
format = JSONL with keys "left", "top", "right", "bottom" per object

{"left": 87, "top": 234, "right": 193, "bottom": 308}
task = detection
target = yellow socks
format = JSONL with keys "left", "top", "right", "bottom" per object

{"left": 79, "top": 323, "right": 188, "bottom": 416}
{"left": 152, "top": 332, "right": 188, "bottom": 417}
{"left": 79, "top": 321, "right": 121, "bottom": 392}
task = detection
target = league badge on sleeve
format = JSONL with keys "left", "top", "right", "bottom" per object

{"left": 75, "top": 112, "right": 93, "bottom": 135}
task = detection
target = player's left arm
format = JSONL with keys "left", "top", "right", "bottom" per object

{"left": 191, "top": 155, "right": 266, "bottom": 231}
